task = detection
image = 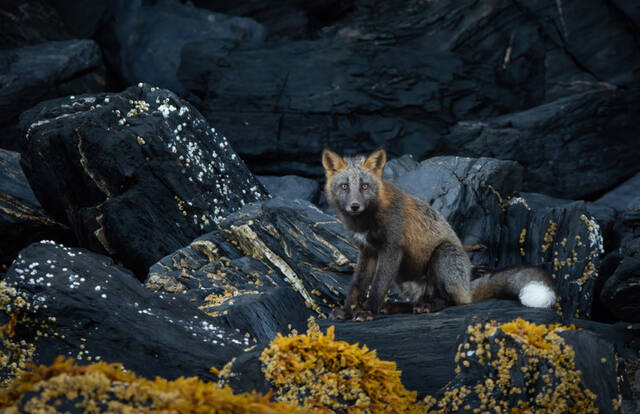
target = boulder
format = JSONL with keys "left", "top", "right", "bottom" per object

{"left": 146, "top": 198, "right": 356, "bottom": 343}
{"left": 94, "top": 0, "right": 265, "bottom": 94}
{"left": 0, "top": 40, "right": 105, "bottom": 150}
{"left": 0, "top": 150, "right": 72, "bottom": 268}
{"left": 18, "top": 84, "right": 268, "bottom": 276}
{"left": 1, "top": 241, "right": 247, "bottom": 383}
{"left": 440, "top": 88, "right": 640, "bottom": 200}
{"left": 257, "top": 175, "right": 320, "bottom": 202}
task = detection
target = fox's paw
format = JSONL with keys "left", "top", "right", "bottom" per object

{"left": 352, "top": 309, "right": 375, "bottom": 322}
{"left": 412, "top": 304, "right": 431, "bottom": 314}
{"left": 329, "top": 307, "right": 350, "bottom": 320}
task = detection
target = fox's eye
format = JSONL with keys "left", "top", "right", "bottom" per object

{"left": 361, "top": 183, "right": 369, "bottom": 190}
{"left": 341, "top": 183, "right": 349, "bottom": 190}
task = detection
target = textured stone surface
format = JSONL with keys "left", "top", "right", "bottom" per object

{"left": 146, "top": 198, "right": 355, "bottom": 342}
{"left": 0, "top": 40, "right": 105, "bottom": 150}
{"left": 257, "top": 175, "right": 320, "bottom": 202}
{"left": 19, "top": 84, "right": 268, "bottom": 276}
{"left": 2, "top": 241, "right": 247, "bottom": 381}
{"left": 0, "top": 150, "right": 72, "bottom": 268}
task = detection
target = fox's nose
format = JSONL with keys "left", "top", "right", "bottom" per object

{"left": 350, "top": 202, "right": 360, "bottom": 212}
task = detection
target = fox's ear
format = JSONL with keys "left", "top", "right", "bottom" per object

{"left": 363, "top": 148, "right": 387, "bottom": 177}
{"left": 322, "top": 149, "right": 347, "bottom": 177}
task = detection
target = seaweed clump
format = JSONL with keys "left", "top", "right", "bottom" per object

{"left": 260, "top": 319, "right": 424, "bottom": 413}
{"left": 0, "top": 356, "right": 309, "bottom": 413}
{"left": 425, "top": 318, "right": 602, "bottom": 414}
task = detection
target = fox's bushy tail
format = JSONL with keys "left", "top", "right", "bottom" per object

{"left": 471, "top": 266, "right": 557, "bottom": 308}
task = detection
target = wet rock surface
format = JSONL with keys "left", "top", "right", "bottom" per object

{"left": 0, "top": 150, "right": 72, "bottom": 268}
{"left": 18, "top": 84, "right": 268, "bottom": 276}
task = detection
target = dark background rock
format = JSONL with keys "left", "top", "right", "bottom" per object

{"left": 0, "top": 149, "right": 73, "bottom": 268}
{"left": 0, "top": 39, "right": 106, "bottom": 150}
{"left": 257, "top": 175, "right": 320, "bottom": 202}
{"left": 596, "top": 172, "right": 640, "bottom": 211}
{"left": 18, "top": 84, "right": 268, "bottom": 277}
{"left": 0, "top": 0, "right": 71, "bottom": 49}
{"left": 176, "top": 0, "right": 640, "bottom": 185}
{"left": 439, "top": 88, "right": 640, "bottom": 200}
{"left": 3, "top": 241, "right": 248, "bottom": 381}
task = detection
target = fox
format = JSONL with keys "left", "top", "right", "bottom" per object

{"left": 322, "top": 148, "right": 557, "bottom": 321}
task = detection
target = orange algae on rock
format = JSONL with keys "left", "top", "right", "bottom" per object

{"left": 0, "top": 356, "right": 310, "bottom": 413}
{"left": 259, "top": 322, "right": 425, "bottom": 413}
{"left": 426, "top": 318, "right": 601, "bottom": 414}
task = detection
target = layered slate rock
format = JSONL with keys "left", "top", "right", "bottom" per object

{"left": 178, "top": 0, "right": 640, "bottom": 177}
{"left": 0, "top": 40, "right": 105, "bottom": 150}
{"left": 19, "top": 84, "right": 268, "bottom": 276}
{"left": 96, "top": 0, "right": 265, "bottom": 94}
{"left": 224, "top": 300, "right": 637, "bottom": 407}
{"left": 440, "top": 88, "right": 640, "bottom": 200}
{"left": 2, "top": 241, "right": 247, "bottom": 382}
{"left": 600, "top": 202, "right": 640, "bottom": 322}
{"left": 0, "top": 150, "right": 72, "bottom": 268}
{"left": 146, "top": 198, "right": 356, "bottom": 343}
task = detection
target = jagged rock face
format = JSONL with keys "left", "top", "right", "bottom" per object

{"left": 440, "top": 88, "right": 640, "bottom": 200}
{"left": 146, "top": 198, "right": 356, "bottom": 343}
{"left": 18, "top": 84, "right": 268, "bottom": 276}
{"left": 0, "top": 40, "right": 105, "bottom": 150}
{"left": 0, "top": 150, "right": 73, "bottom": 268}
{"left": 2, "top": 241, "right": 247, "bottom": 381}
{"left": 600, "top": 205, "right": 640, "bottom": 322}
{"left": 177, "top": 0, "right": 640, "bottom": 187}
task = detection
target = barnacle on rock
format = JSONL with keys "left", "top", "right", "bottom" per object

{"left": 260, "top": 320, "right": 424, "bottom": 413}
{"left": 0, "top": 356, "right": 308, "bottom": 413}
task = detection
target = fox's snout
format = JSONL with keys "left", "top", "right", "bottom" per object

{"left": 349, "top": 201, "right": 363, "bottom": 214}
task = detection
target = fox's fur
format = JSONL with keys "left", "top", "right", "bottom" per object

{"left": 322, "top": 148, "right": 557, "bottom": 321}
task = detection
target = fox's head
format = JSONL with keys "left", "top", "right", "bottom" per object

{"left": 322, "top": 148, "right": 387, "bottom": 216}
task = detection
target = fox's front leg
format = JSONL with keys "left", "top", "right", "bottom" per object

{"left": 330, "top": 252, "right": 376, "bottom": 320}
{"left": 355, "top": 249, "right": 402, "bottom": 321}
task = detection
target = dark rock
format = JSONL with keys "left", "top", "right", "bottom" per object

{"left": 146, "top": 198, "right": 356, "bottom": 343}
{"left": 0, "top": 150, "right": 73, "bottom": 268}
{"left": 600, "top": 212, "right": 640, "bottom": 322}
{"left": 19, "top": 84, "right": 268, "bottom": 277}
{"left": 178, "top": 0, "right": 640, "bottom": 177}
{"left": 226, "top": 300, "right": 637, "bottom": 405}
{"left": 596, "top": 172, "right": 640, "bottom": 211}
{"left": 191, "top": 0, "right": 355, "bottom": 40}
{"left": 0, "top": 40, "right": 105, "bottom": 150}
{"left": 382, "top": 154, "right": 418, "bottom": 181}
{"left": 94, "top": 0, "right": 265, "bottom": 94}
{"left": 2, "top": 241, "right": 248, "bottom": 381}
{"left": 257, "top": 175, "right": 320, "bottom": 202}
{"left": 440, "top": 88, "right": 640, "bottom": 200}
{"left": 0, "top": 0, "right": 71, "bottom": 49}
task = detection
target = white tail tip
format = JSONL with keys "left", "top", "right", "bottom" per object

{"left": 519, "top": 281, "right": 556, "bottom": 308}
